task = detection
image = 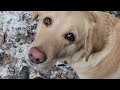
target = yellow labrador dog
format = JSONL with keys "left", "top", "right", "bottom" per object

{"left": 26, "top": 11, "right": 120, "bottom": 79}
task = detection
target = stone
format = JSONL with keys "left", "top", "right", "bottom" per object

{"left": 19, "top": 66, "right": 30, "bottom": 79}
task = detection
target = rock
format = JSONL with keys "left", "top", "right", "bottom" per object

{"left": 67, "top": 70, "right": 75, "bottom": 79}
{"left": 58, "top": 70, "right": 62, "bottom": 74}
{"left": 15, "top": 37, "right": 21, "bottom": 42}
{"left": 3, "top": 33, "right": 7, "bottom": 43}
{"left": 0, "top": 50, "right": 4, "bottom": 60}
{"left": 18, "top": 30, "right": 27, "bottom": 36}
{"left": 2, "top": 57, "right": 13, "bottom": 66}
{"left": 7, "top": 75, "right": 18, "bottom": 79}
{"left": 26, "top": 37, "right": 32, "bottom": 44}
{"left": 33, "top": 77, "right": 43, "bottom": 79}
{"left": 22, "top": 14, "right": 26, "bottom": 21}
{"left": 19, "top": 66, "right": 30, "bottom": 79}
{"left": 8, "top": 65, "right": 16, "bottom": 74}
{"left": 0, "top": 52, "right": 13, "bottom": 66}
{"left": 2, "top": 75, "right": 18, "bottom": 79}
{"left": 29, "top": 69, "right": 44, "bottom": 79}
{"left": 5, "top": 43, "right": 12, "bottom": 49}
{"left": 21, "top": 36, "right": 28, "bottom": 44}
{"left": 0, "top": 34, "right": 5, "bottom": 47}
{"left": 31, "top": 24, "right": 37, "bottom": 30}
{"left": 19, "top": 48, "right": 24, "bottom": 53}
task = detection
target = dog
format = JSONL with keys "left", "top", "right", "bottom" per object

{"left": 26, "top": 11, "right": 120, "bottom": 79}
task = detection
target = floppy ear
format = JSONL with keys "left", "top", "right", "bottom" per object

{"left": 84, "top": 11, "right": 97, "bottom": 61}
{"left": 84, "top": 27, "right": 93, "bottom": 62}
{"left": 31, "top": 11, "right": 39, "bottom": 21}
{"left": 84, "top": 11, "right": 105, "bottom": 62}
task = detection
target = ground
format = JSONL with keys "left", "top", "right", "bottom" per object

{"left": 0, "top": 11, "right": 79, "bottom": 79}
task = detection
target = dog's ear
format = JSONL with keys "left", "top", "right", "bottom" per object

{"left": 84, "top": 11, "right": 97, "bottom": 61}
{"left": 84, "top": 11, "right": 105, "bottom": 62}
{"left": 31, "top": 11, "right": 39, "bottom": 21}
{"left": 88, "top": 11, "right": 97, "bottom": 23}
{"left": 84, "top": 28, "right": 93, "bottom": 62}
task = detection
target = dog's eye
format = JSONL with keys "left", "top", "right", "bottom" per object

{"left": 43, "top": 17, "right": 52, "bottom": 26}
{"left": 65, "top": 33, "right": 75, "bottom": 41}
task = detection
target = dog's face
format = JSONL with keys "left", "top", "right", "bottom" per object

{"left": 26, "top": 11, "right": 96, "bottom": 73}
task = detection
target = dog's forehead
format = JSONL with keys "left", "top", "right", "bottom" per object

{"left": 37, "top": 11, "right": 89, "bottom": 21}
{"left": 39, "top": 11, "right": 71, "bottom": 14}
{"left": 38, "top": 11, "right": 73, "bottom": 16}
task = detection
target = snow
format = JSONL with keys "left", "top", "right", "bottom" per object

{"left": 10, "top": 43, "right": 29, "bottom": 59}
{"left": 0, "top": 49, "right": 4, "bottom": 54}
{"left": 0, "top": 11, "right": 34, "bottom": 78}
{"left": 0, "top": 66, "right": 8, "bottom": 78}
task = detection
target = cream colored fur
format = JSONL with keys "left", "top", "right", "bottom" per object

{"left": 26, "top": 11, "right": 120, "bottom": 79}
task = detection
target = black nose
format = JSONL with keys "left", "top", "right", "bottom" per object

{"left": 28, "top": 47, "right": 47, "bottom": 64}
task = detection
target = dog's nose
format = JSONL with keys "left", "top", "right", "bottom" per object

{"left": 28, "top": 47, "right": 47, "bottom": 64}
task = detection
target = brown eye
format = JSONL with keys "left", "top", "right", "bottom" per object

{"left": 65, "top": 33, "right": 75, "bottom": 41}
{"left": 43, "top": 17, "right": 52, "bottom": 26}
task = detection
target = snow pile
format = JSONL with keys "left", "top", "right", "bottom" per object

{"left": 0, "top": 11, "right": 36, "bottom": 79}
